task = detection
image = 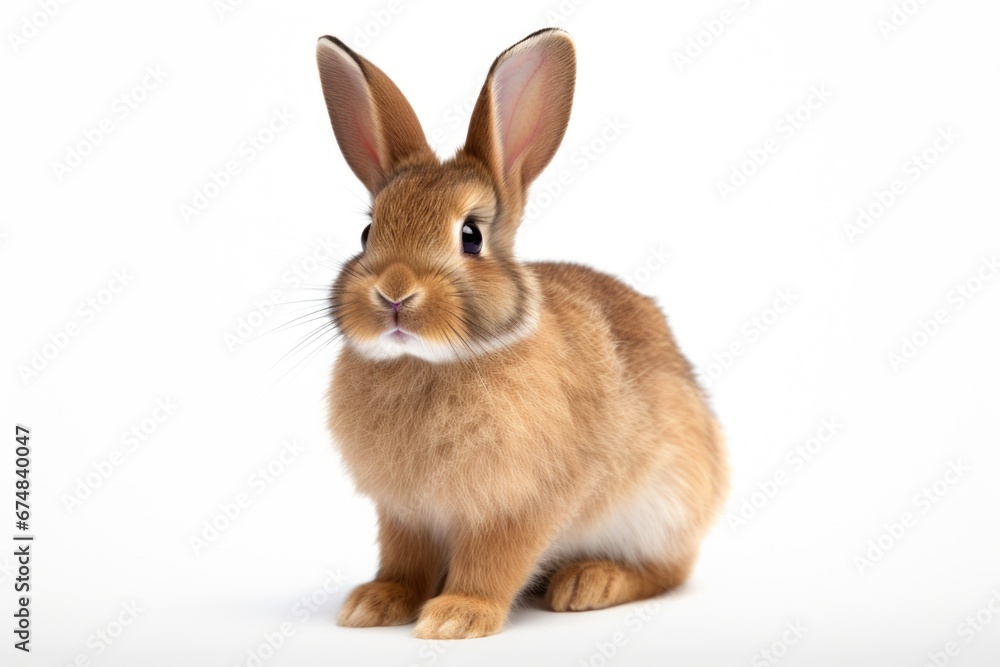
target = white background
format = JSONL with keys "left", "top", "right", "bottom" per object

{"left": 2, "top": 0, "right": 999, "bottom": 665}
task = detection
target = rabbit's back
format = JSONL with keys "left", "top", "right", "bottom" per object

{"left": 532, "top": 261, "right": 728, "bottom": 542}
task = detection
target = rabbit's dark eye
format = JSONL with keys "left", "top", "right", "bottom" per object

{"left": 461, "top": 220, "right": 482, "bottom": 255}
{"left": 361, "top": 223, "right": 371, "bottom": 250}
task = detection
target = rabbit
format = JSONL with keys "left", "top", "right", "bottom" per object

{"left": 316, "top": 28, "right": 728, "bottom": 640}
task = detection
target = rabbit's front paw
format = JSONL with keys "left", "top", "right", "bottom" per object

{"left": 412, "top": 594, "right": 505, "bottom": 639}
{"left": 337, "top": 581, "right": 421, "bottom": 627}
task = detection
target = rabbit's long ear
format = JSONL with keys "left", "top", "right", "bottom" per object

{"left": 316, "top": 36, "right": 432, "bottom": 194}
{"left": 463, "top": 29, "right": 576, "bottom": 207}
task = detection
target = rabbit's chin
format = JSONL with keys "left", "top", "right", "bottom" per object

{"left": 347, "top": 330, "right": 463, "bottom": 363}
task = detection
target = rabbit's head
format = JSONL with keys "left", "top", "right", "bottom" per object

{"left": 317, "top": 29, "right": 576, "bottom": 362}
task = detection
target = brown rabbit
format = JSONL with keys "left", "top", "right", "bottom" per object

{"left": 317, "top": 28, "right": 728, "bottom": 639}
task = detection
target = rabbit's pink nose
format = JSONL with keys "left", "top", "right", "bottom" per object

{"left": 373, "top": 262, "right": 420, "bottom": 312}
{"left": 375, "top": 288, "right": 418, "bottom": 312}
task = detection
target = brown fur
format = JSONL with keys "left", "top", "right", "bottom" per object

{"left": 316, "top": 29, "right": 728, "bottom": 639}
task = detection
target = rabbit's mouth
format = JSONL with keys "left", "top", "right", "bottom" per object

{"left": 386, "top": 328, "right": 414, "bottom": 343}
{"left": 348, "top": 325, "right": 462, "bottom": 364}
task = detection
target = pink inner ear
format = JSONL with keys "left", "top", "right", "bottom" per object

{"left": 352, "top": 115, "right": 383, "bottom": 173}
{"left": 336, "top": 57, "right": 385, "bottom": 182}
{"left": 494, "top": 50, "right": 548, "bottom": 176}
